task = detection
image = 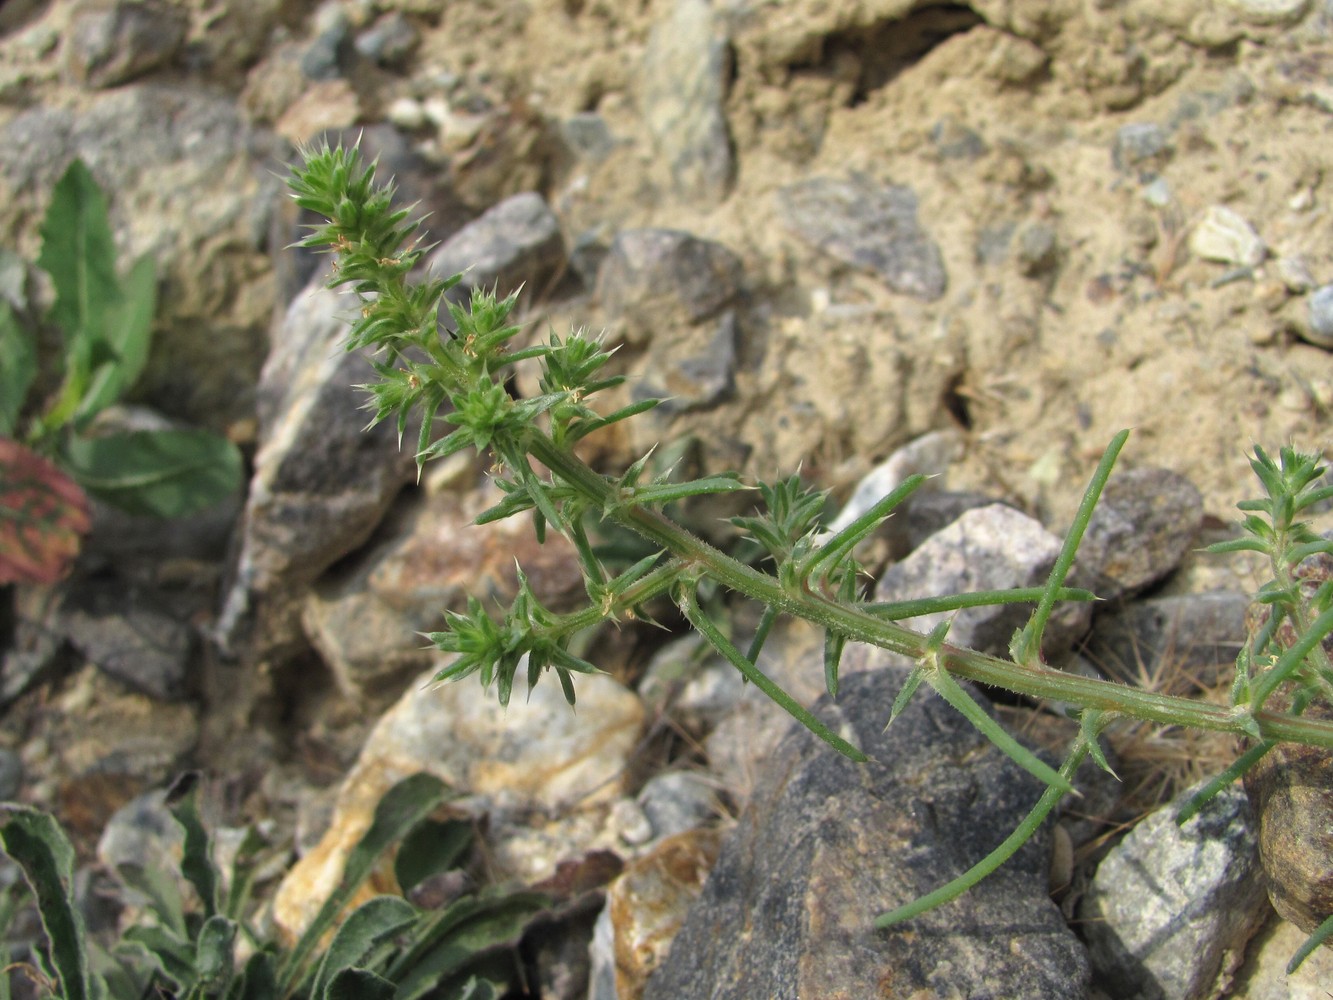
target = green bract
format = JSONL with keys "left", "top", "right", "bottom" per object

{"left": 289, "top": 140, "right": 1333, "bottom": 968}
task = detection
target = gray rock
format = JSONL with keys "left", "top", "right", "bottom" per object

{"left": 641, "top": 0, "right": 734, "bottom": 204}
{"left": 862, "top": 503, "right": 1090, "bottom": 660}
{"left": 644, "top": 667, "right": 1090, "bottom": 999}
{"left": 1, "top": 585, "right": 69, "bottom": 706}
{"left": 425, "top": 191, "right": 565, "bottom": 304}
{"left": 929, "top": 115, "right": 987, "bottom": 160}
{"left": 0, "top": 85, "right": 282, "bottom": 429}
{"left": 1080, "top": 783, "right": 1268, "bottom": 1000}
{"left": 59, "top": 580, "right": 194, "bottom": 702}
{"left": 893, "top": 490, "right": 1003, "bottom": 559}
{"left": 353, "top": 12, "right": 419, "bottom": 70}
{"left": 976, "top": 221, "right": 1017, "bottom": 266}
{"left": 97, "top": 787, "right": 181, "bottom": 873}
{"left": 217, "top": 277, "right": 417, "bottom": 660}
{"left": 777, "top": 174, "right": 947, "bottom": 301}
{"left": 1112, "top": 122, "right": 1173, "bottom": 171}
{"left": 637, "top": 771, "right": 719, "bottom": 841}
{"left": 824, "top": 430, "right": 963, "bottom": 536}
{"left": 597, "top": 228, "right": 743, "bottom": 342}
{"left": 1017, "top": 220, "right": 1060, "bottom": 276}
{"left": 560, "top": 113, "right": 616, "bottom": 163}
{"left": 67, "top": 0, "right": 188, "bottom": 88}
{"left": 1079, "top": 467, "right": 1204, "bottom": 599}
{"left": 1303, "top": 282, "right": 1333, "bottom": 348}
{"left": 1081, "top": 591, "right": 1249, "bottom": 688}
{"left": 635, "top": 310, "right": 738, "bottom": 413}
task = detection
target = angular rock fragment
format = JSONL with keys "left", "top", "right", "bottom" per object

{"left": 644, "top": 667, "right": 1089, "bottom": 999}
{"left": 777, "top": 174, "right": 947, "bottom": 301}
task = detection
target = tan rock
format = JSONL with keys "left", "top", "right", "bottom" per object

{"left": 273, "top": 664, "right": 645, "bottom": 941}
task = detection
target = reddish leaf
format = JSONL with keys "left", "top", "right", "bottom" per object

{"left": 0, "top": 438, "right": 92, "bottom": 585}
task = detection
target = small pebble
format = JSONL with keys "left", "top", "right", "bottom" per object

{"left": 1276, "top": 254, "right": 1315, "bottom": 293}
{"left": 1112, "top": 122, "right": 1171, "bottom": 171}
{"left": 387, "top": 96, "right": 426, "bottom": 130}
{"left": 1190, "top": 205, "right": 1266, "bottom": 268}
{"left": 1220, "top": 0, "right": 1310, "bottom": 24}
{"left": 610, "top": 797, "right": 653, "bottom": 846}
{"left": 1141, "top": 176, "right": 1172, "bottom": 208}
{"left": 1289, "top": 188, "right": 1314, "bottom": 212}
{"left": 1304, "top": 283, "right": 1333, "bottom": 349}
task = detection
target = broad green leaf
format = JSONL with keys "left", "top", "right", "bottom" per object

{"left": 279, "top": 773, "right": 452, "bottom": 989}
{"left": 325, "top": 967, "right": 396, "bottom": 1000}
{"left": 392, "top": 891, "right": 550, "bottom": 1000}
{"left": 0, "top": 303, "right": 36, "bottom": 435}
{"left": 62, "top": 428, "right": 242, "bottom": 517}
{"left": 310, "top": 896, "right": 416, "bottom": 1000}
{"left": 38, "top": 160, "right": 121, "bottom": 378}
{"left": 0, "top": 805, "right": 95, "bottom": 1000}
{"left": 394, "top": 819, "right": 474, "bottom": 895}
{"left": 76, "top": 253, "right": 156, "bottom": 425}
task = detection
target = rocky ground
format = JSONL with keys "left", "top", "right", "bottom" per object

{"left": 2, "top": 0, "right": 1333, "bottom": 997}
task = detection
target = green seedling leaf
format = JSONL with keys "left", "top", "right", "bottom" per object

{"left": 925, "top": 666, "right": 1072, "bottom": 794}
{"left": 865, "top": 586, "right": 1094, "bottom": 621}
{"left": 1287, "top": 911, "right": 1333, "bottom": 974}
{"left": 876, "top": 741, "right": 1089, "bottom": 928}
{"left": 1175, "top": 741, "right": 1275, "bottom": 825}
{"left": 165, "top": 771, "right": 219, "bottom": 918}
{"left": 310, "top": 896, "right": 416, "bottom": 1000}
{"left": 627, "top": 475, "right": 750, "bottom": 507}
{"left": 395, "top": 819, "right": 474, "bottom": 895}
{"left": 683, "top": 588, "right": 868, "bottom": 762}
{"left": 0, "top": 805, "right": 95, "bottom": 1000}
{"left": 326, "top": 967, "right": 397, "bottom": 1000}
{"left": 62, "top": 427, "right": 242, "bottom": 517}
{"left": 887, "top": 664, "right": 928, "bottom": 729}
{"left": 0, "top": 438, "right": 93, "bottom": 585}
{"left": 280, "top": 773, "right": 452, "bottom": 989}
{"left": 1078, "top": 710, "right": 1116, "bottom": 777}
{"left": 803, "top": 474, "right": 925, "bottom": 583}
{"left": 76, "top": 253, "right": 156, "bottom": 425}
{"left": 0, "top": 304, "right": 36, "bottom": 436}
{"left": 39, "top": 159, "right": 121, "bottom": 380}
{"left": 1013, "top": 429, "right": 1128, "bottom": 666}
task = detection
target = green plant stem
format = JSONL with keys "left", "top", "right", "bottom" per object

{"left": 522, "top": 429, "right": 1333, "bottom": 750}
{"left": 875, "top": 739, "right": 1093, "bottom": 928}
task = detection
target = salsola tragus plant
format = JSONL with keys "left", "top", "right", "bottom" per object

{"left": 287, "top": 142, "right": 1333, "bottom": 962}
{"left": 0, "top": 772, "right": 548, "bottom": 999}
